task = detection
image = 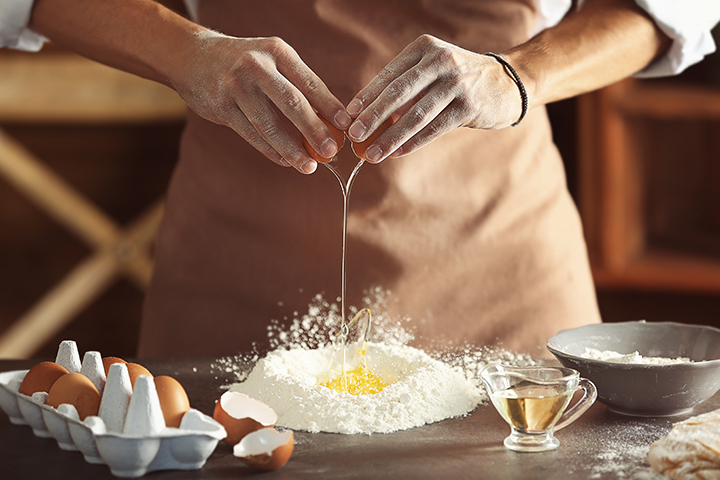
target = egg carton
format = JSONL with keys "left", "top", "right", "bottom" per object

{"left": 0, "top": 341, "right": 226, "bottom": 478}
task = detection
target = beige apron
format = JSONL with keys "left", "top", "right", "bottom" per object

{"left": 138, "top": 0, "right": 600, "bottom": 358}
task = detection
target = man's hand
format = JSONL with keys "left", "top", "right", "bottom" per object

{"left": 177, "top": 33, "right": 351, "bottom": 174}
{"left": 345, "top": 35, "right": 522, "bottom": 163}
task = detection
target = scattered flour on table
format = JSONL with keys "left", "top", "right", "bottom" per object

{"left": 583, "top": 421, "right": 671, "bottom": 480}
{"left": 211, "top": 289, "right": 538, "bottom": 434}
{"left": 582, "top": 348, "right": 693, "bottom": 365}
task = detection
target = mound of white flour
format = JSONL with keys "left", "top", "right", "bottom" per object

{"left": 230, "top": 341, "right": 485, "bottom": 434}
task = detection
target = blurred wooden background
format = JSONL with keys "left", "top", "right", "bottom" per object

{"left": 551, "top": 22, "right": 720, "bottom": 338}
{"left": 1, "top": 26, "right": 719, "bottom": 359}
{"left": 0, "top": 46, "right": 184, "bottom": 358}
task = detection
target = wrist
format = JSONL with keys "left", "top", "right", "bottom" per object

{"left": 483, "top": 53, "right": 529, "bottom": 127}
{"left": 503, "top": 46, "right": 543, "bottom": 112}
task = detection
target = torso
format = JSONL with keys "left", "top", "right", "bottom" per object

{"left": 138, "top": 0, "right": 600, "bottom": 358}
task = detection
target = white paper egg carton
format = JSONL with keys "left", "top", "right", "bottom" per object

{"left": 0, "top": 341, "right": 226, "bottom": 478}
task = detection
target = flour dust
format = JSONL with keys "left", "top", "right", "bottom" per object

{"left": 211, "top": 288, "right": 538, "bottom": 434}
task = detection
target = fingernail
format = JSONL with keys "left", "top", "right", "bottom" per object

{"left": 365, "top": 145, "right": 382, "bottom": 163}
{"left": 320, "top": 138, "right": 337, "bottom": 158}
{"left": 334, "top": 110, "right": 351, "bottom": 129}
{"left": 301, "top": 160, "right": 317, "bottom": 174}
{"left": 347, "top": 99, "right": 363, "bottom": 116}
{"left": 390, "top": 146, "right": 403, "bottom": 157}
{"left": 348, "top": 121, "right": 366, "bottom": 141}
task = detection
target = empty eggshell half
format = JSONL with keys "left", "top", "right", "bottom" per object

{"left": 213, "top": 391, "right": 277, "bottom": 446}
{"left": 233, "top": 428, "right": 294, "bottom": 471}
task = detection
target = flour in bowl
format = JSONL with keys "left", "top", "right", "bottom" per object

{"left": 582, "top": 348, "right": 693, "bottom": 365}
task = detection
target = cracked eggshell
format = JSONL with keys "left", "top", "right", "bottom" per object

{"left": 213, "top": 391, "right": 277, "bottom": 446}
{"left": 233, "top": 428, "right": 294, "bottom": 471}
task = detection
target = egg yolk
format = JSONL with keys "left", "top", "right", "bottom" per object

{"left": 320, "top": 365, "right": 388, "bottom": 395}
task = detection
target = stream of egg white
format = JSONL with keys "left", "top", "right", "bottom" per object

{"left": 323, "top": 159, "right": 364, "bottom": 389}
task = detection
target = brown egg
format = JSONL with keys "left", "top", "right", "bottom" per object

{"left": 154, "top": 376, "right": 191, "bottom": 428}
{"left": 125, "top": 363, "right": 153, "bottom": 388}
{"left": 351, "top": 116, "right": 395, "bottom": 161}
{"left": 301, "top": 114, "right": 346, "bottom": 163}
{"left": 213, "top": 392, "right": 277, "bottom": 446}
{"left": 19, "top": 362, "right": 69, "bottom": 396}
{"left": 46, "top": 372, "right": 101, "bottom": 420}
{"left": 102, "top": 357, "right": 127, "bottom": 376}
{"left": 233, "top": 429, "right": 294, "bottom": 471}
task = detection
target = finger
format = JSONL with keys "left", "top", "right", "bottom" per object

{"left": 259, "top": 70, "right": 342, "bottom": 161}
{"left": 237, "top": 93, "right": 318, "bottom": 174}
{"left": 277, "top": 50, "right": 351, "bottom": 131}
{"left": 301, "top": 114, "right": 346, "bottom": 164}
{"left": 348, "top": 49, "right": 439, "bottom": 143}
{"left": 224, "top": 106, "right": 292, "bottom": 168}
{"left": 346, "top": 38, "right": 427, "bottom": 119}
{"left": 360, "top": 87, "right": 453, "bottom": 163}
{"left": 266, "top": 43, "right": 349, "bottom": 159}
{"left": 389, "top": 104, "right": 465, "bottom": 158}
{"left": 348, "top": 69, "right": 430, "bottom": 144}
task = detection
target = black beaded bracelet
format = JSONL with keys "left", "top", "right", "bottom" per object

{"left": 483, "top": 52, "right": 528, "bottom": 127}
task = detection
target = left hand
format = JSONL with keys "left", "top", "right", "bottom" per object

{"left": 345, "top": 34, "right": 525, "bottom": 163}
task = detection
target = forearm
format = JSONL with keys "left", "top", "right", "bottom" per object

{"left": 505, "top": 0, "right": 672, "bottom": 109}
{"left": 29, "top": 0, "right": 204, "bottom": 89}
{"left": 30, "top": 0, "right": 349, "bottom": 174}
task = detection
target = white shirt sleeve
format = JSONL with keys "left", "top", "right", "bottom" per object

{"left": 535, "top": 0, "right": 720, "bottom": 78}
{"left": 531, "top": 0, "right": 573, "bottom": 36}
{"left": 632, "top": 0, "right": 720, "bottom": 78}
{"left": 3, "top": 0, "right": 718, "bottom": 77}
{"left": 0, "top": 0, "right": 46, "bottom": 51}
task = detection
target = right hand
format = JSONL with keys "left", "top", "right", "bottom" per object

{"left": 174, "top": 32, "right": 351, "bottom": 174}
{"left": 344, "top": 35, "right": 524, "bottom": 164}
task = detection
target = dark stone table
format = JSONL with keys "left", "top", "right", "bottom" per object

{"left": 1, "top": 357, "right": 714, "bottom": 479}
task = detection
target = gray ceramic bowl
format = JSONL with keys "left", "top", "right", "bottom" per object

{"left": 547, "top": 321, "right": 720, "bottom": 417}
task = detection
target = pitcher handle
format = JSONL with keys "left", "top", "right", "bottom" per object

{"left": 554, "top": 378, "right": 597, "bottom": 431}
